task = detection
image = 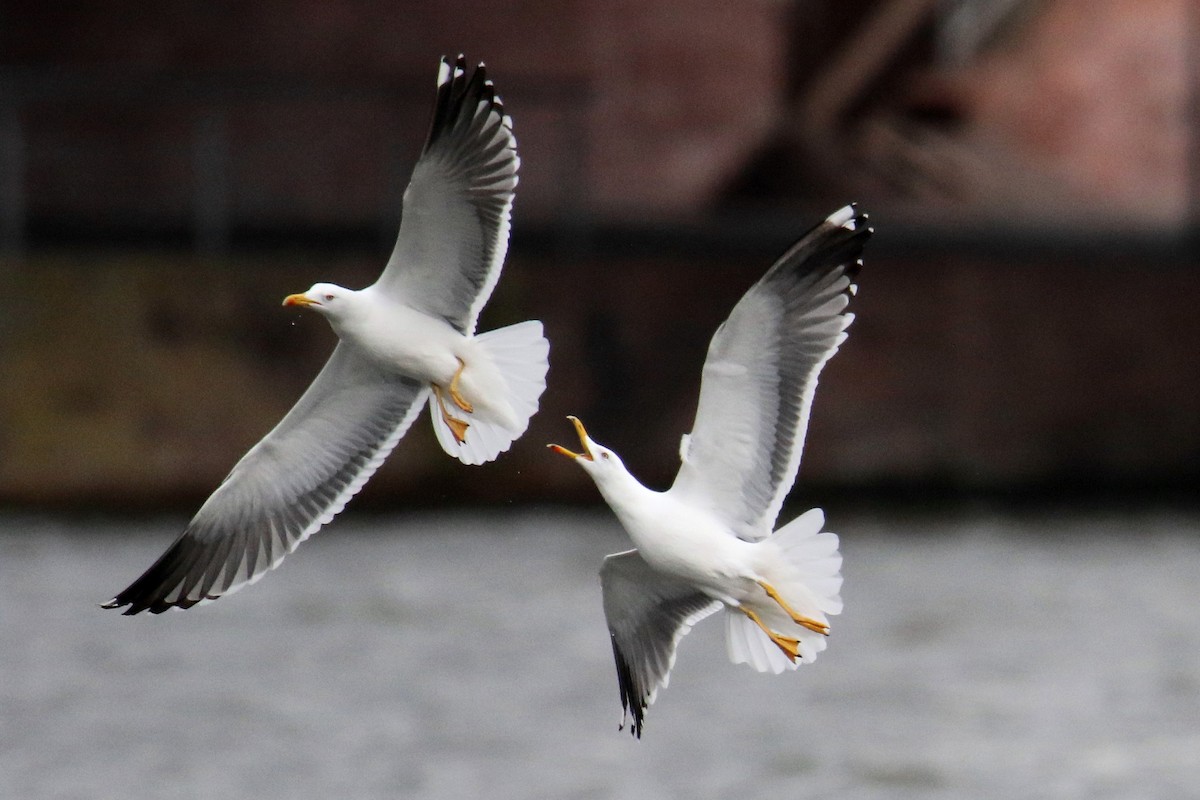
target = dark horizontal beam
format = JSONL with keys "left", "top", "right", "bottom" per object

{"left": 18, "top": 212, "right": 1198, "bottom": 266}
{"left": 0, "top": 65, "right": 588, "bottom": 105}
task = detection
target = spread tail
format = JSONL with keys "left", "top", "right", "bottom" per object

{"left": 429, "top": 320, "right": 549, "bottom": 464}
{"left": 725, "top": 508, "right": 843, "bottom": 673}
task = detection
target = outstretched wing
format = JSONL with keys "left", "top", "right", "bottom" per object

{"left": 600, "top": 550, "right": 722, "bottom": 738}
{"left": 102, "top": 346, "right": 428, "bottom": 614}
{"left": 668, "top": 206, "right": 871, "bottom": 542}
{"left": 374, "top": 55, "right": 519, "bottom": 334}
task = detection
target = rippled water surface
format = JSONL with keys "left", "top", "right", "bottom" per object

{"left": 3, "top": 508, "right": 1199, "bottom": 799}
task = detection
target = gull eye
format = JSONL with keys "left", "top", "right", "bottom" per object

{"left": 324, "top": 293, "right": 335, "bottom": 301}
{"left": 600, "top": 451, "right": 610, "bottom": 460}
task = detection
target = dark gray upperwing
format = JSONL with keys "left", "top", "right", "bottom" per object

{"left": 102, "top": 345, "right": 427, "bottom": 614}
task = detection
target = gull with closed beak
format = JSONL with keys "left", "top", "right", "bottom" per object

{"left": 104, "top": 55, "right": 547, "bottom": 615}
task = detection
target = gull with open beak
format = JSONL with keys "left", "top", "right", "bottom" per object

{"left": 103, "top": 55, "right": 548, "bottom": 615}
{"left": 551, "top": 205, "right": 871, "bottom": 737}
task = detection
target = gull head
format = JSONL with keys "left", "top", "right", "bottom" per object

{"left": 282, "top": 283, "right": 355, "bottom": 318}
{"left": 549, "top": 416, "right": 626, "bottom": 478}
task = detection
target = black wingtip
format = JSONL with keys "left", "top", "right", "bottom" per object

{"left": 99, "top": 597, "right": 149, "bottom": 616}
{"left": 98, "top": 593, "right": 149, "bottom": 615}
{"left": 99, "top": 534, "right": 217, "bottom": 616}
{"left": 758, "top": 203, "right": 872, "bottom": 295}
{"left": 423, "top": 54, "right": 507, "bottom": 152}
{"left": 611, "top": 637, "right": 647, "bottom": 739}
{"left": 98, "top": 597, "right": 147, "bottom": 614}
{"left": 101, "top": 590, "right": 203, "bottom": 616}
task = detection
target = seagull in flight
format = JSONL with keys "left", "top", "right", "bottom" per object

{"left": 550, "top": 205, "right": 870, "bottom": 737}
{"left": 103, "top": 55, "right": 548, "bottom": 615}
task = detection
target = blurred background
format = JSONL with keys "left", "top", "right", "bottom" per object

{"left": 3, "top": 2, "right": 1200, "bottom": 799}
{"left": 2, "top": 0, "right": 1196, "bottom": 509}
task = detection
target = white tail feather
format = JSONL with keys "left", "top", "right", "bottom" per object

{"left": 429, "top": 320, "right": 549, "bottom": 465}
{"left": 725, "top": 610, "right": 798, "bottom": 674}
{"left": 770, "top": 508, "right": 844, "bottom": 615}
{"left": 724, "top": 507, "right": 843, "bottom": 672}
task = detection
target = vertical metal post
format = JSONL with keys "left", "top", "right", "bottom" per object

{"left": 0, "top": 79, "right": 26, "bottom": 258}
{"left": 556, "top": 99, "right": 593, "bottom": 255}
{"left": 192, "top": 110, "right": 230, "bottom": 255}
{"left": 1188, "top": 0, "right": 1200, "bottom": 247}
{"left": 380, "top": 94, "right": 406, "bottom": 257}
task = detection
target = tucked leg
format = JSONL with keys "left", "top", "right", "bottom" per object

{"left": 448, "top": 358, "right": 474, "bottom": 414}
{"left": 758, "top": 580, "right": 830, "bottom": 635}
{"left": 737, "top": 605, "right": 800, "bottom": 662}
{"left": 432, "top": 385, "right": 470, "bottom": 444}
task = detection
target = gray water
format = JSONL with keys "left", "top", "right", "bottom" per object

{"left": 2, "top": 508, "right": 1199, "bottom": 799}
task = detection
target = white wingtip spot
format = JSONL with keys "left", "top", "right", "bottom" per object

{"left": 454, "top": 65, "right": 465, "bottom": 79}
{"left": 437, "top": 60, "right": 451, "bottom": 87}
{"left": 826, "top": 204, "right": 856, "bottom": 229}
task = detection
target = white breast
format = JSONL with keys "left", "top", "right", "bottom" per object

{"left": 337, "top": 294, "right": 465, "bottom": 384}
{"left": 615, "top": 488, "right": 754, "bottom": 601}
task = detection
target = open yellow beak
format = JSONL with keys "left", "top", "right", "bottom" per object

{"left": 548, "top": 415, "right": 594, "bottom": 461}
{"left": 282, "top": 293, "right": 317, "bottom": 307}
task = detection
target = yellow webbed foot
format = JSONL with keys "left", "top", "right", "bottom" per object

{"left": 448, "top": 358, "right": 474, "bottom": 414}
{"left": 739, "top": 605, "right": 800, "bottom": 663}
{"left": 444, "top": 414, "right": 469, "bottom": 444}
{"left": 758, "top": 580, "right": 830, "bottom": 636}
{"left": 433, "top": 385, "right": 470, "bottom": 444}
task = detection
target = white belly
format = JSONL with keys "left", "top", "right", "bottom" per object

{"left": 340, "top": 301, "right": 467, "bottom": 384}
{"left": 616, "top": 492, "right": 757, "bottom": 602}
{"left": 332, "top": 295, "right": 524, "bottom": 430}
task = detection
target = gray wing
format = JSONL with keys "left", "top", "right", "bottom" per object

{"left": 668, "top": 206, "right": 871, "bottom": 542}
{"left": 102, "top": 345, "right": 428, "bottom": 614}
{"left": 373, "top": 55, "right": 519, "bottom": 334}
{"left": 601, "top": 550, "right": 722, "bottom": 738}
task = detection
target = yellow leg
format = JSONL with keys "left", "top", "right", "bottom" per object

{"left": 758, "top": 580, "right": 830, "bottom": 636}
{"left": 432, "top": 385, "right": 470, "bottom": 444}
{"left": 448, "top": 358, "right": 474, "bottom": 414}
{"left": 738, "top": 605, "right": 800, "bottom": 662}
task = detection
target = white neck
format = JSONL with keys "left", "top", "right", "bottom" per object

{"left": 589, "top": 464, "right": 661, "bottom": 535}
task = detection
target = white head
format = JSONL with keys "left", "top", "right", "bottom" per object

{"left": 548, "top": 416, "right": 631, "bottom": 488}
{"left": 281, "top": 282, "right": 358, "bottom": 320}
